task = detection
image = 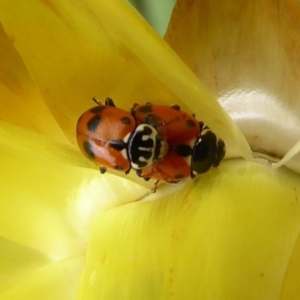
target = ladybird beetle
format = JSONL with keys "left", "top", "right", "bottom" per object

{"left": 132, "top": 103, "right": 201, "bottom": 147}
{"left": 132, "top": 103, "right": 226, "bottom": 184}
{"left": 76, "top": 98, "right": 168, "bottom": 174}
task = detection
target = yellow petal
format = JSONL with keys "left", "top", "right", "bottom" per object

{"left": 0, "top": 249, "right": 85, "bottom": 300}
{"left": 165, "top": 0, "right": 300, "bottom": 171}
{"left": 0, "top": 120, "right": 86, "bottom": 167}
{"left": 0, "top": 23, "right": 68, "bottom": 143}
{"left": 0, "top": 237, "right": 49, "bottom": 293}
{"left": 280, "top": 232, "right": 300, "bottom": 299}
{"left": 0, "top": 0, "right": 252, "bottom": 160}
{"left": 78, "top": 159, "right": 300, "bottom": 299}
{"left": 0, "top": 121, "right": 149, "bottom": 256}
{"left": 0, "top": 0, "right": 176, "bottom": 144}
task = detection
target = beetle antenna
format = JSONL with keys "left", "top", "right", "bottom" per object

{"left": 92, "top": 97, "right": 101, "bottom": 105}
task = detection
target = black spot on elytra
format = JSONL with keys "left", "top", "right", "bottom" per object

{"left": 120, "top": 116, "right": 131, "bottom": 125}
{"left": 87, "top": 115, "right": 102, "bottom": 132}
{"left": 174, "top": 173, "right": 185, "bottom": 179}
{"left": 186, "top": 119, "right": 196, "bottom": 127}
{"left": 90, "top": 106, "right": 106, "bottom": 114}
{"left": 138, "top": 105, "right": 153, "bottom": 113}
{"left": 175, "top": 144, "right": 192, "bottom": 157}
{"left": 109, "top": 140, "right": 126, "bottom": 151}
{"left": 83, "top": 141, "right": 95, "bottom": 159}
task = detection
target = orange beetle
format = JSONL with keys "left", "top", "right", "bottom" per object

{"left": 76, "top": 98, "right": 167, "bottom": 174}
{"left": 132, "top": 103, "right": 226, "bottom": 184}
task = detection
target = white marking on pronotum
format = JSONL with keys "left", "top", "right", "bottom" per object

{"left": 130, "top": 124, "right": 163, "bottom": 169}
{"left": 138, "top": 156, "right": 147, "bottom": 162}
{"left": 131, "top": 162, "right": 140, "bottom": 169}
{"left": 137, "top": 125, "right": 156, "bottom": 143}
{"left": 120, "top": 148, "right": 128, "bottom": 159}
{"left": 142, "top": 135, "right": 151, "bottom": 141}
{"left": 138, "top": 147, "right": 152, "bottom": 151}
{"left": 123, "top": 132, "right": 131, "bottom": 144}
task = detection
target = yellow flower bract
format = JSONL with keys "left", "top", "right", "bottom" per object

{"left": 0, "top": 0, "right": 299, "bottom": 299}
{"left": 0, "top": 0, "right": 252, "bottom": 159}
{"left": 78, "top": 160, "right": 300, "bottom": 299}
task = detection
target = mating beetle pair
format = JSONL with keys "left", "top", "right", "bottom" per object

{"left": 76, "top": 98, "right": 225, "bottom": 188}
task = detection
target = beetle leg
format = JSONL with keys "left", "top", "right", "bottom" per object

{"left": 125, "top": 166, "right": 131, "bottom": 175}
{"left": 151, "top": 180, "right": 159, "bottom": 193}
{"left": 130, "top": 106, "right": 137, "bottom": 118}
{"left": 100, "top": 167, "right": 107, "bottom": 174}
{"left": 105, "top": 97, "right": 116, "bottom": 107}
{"left": 171, "top": 104, "right": 180, "bottom": 110}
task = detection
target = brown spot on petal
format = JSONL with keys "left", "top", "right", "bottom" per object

{"left": 100, "top": 254, "right": 107, "bottom": 264}
{"left": 8, "top": 35, "right": 15, "bottom": 44}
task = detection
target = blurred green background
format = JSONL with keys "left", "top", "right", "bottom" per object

{"left": 128, "top": 0, "right": 176, "bottom": 36}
